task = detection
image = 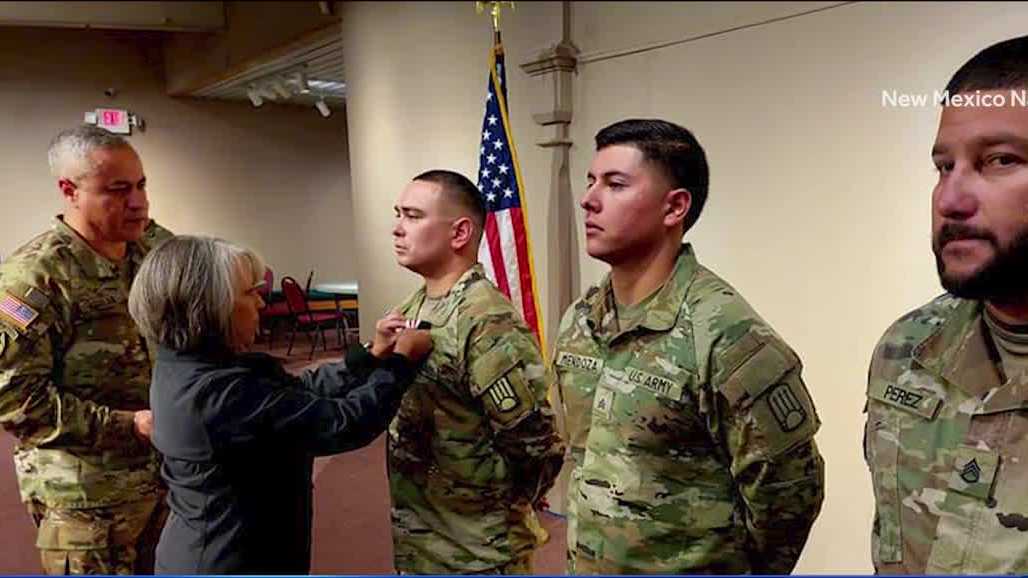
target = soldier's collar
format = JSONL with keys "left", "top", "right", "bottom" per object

{"left": 401, "top": 263, "right": 486, "bottom": 326}
{"left": 638, "top": 243, "right": 698, "bottom": 331}
{"left": 913, "top": 298, "right": 1004, "bottom": 397}
{"left": 422, "top": 263, "right": 484, "bottom": 301}
{"left": 587, "top": 243, "right": 698, "bottom": 337}
{"left": 52, "top": 216, "right": 144, "bottom": 279}
{"left": 453, "top": 263, "right": 487, "bottom": 296}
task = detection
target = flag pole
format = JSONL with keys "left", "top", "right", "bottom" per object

{"left": 476, "top": 1, "right": 514, "bottom": 48}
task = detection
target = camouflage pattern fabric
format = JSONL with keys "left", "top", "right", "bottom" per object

{"left": 387, "top": 263, "right": 565, "bottom": 574}
{"left": 30, "top": 491, "right": 169, "bottom": 575}
{"left": 0, "top": 217, "right": 173, "bottom": 573}
{"left": 465, "top": 554, "right": 532, "bottom": 575}
{"left": 553, "top": 244, "right": 825, "bottom": 574}
{"left": 866, "top": 294, "right": 1028, "bottom": 574}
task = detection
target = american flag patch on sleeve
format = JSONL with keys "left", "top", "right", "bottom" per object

{"left": 0, "top": 292, "right": 39, "bottom": 331}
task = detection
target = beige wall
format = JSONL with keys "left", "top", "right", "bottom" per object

{"left": 0, "top": 26, "right": 354, "bottom": 286}
{"left": 341, "top": 1, "right": 1028, "bottom": 573}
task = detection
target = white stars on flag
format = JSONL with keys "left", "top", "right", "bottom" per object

{"left": 474, "top": 45, "right": 542, "bottom": 343}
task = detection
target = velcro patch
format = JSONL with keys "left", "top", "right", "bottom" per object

{"left": 555, "top": 351, "right": 603, "bottom": 373}
{"left": 625, "top": 366, "right": 682, "bottom": 401}
{"left": 948, "top": 446, "right": 999, "bottom": 500}
{"left": 719, "top": 339, "right": 797, "bottom": 408}
{"left": 868, "top": 381, "right": 941, "bottom": 420}
{"left": 480, "top": 367, "right": 535, "bottom": 429}
{"left": 592, "top": 386, "right": 614, "bottom": 419}
{"left": 485, "top": 375, "right": 520, "bottom": 412}
{"left": 0, "top": 292, "right": 39, "bottom": 333}
{"left": 767, "top": 383, "right": 808, "bottom": 432}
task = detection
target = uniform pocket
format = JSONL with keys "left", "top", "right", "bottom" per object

{"left": 36, "top": 513, "right": 111, "bottom": 550}
{"left": 36, "top": 510, "right": 113, "bottom": 574}
{"left": 865, "top": 380, "right": 943, "bottom": 566}
{"left": 867, "top": 412, "right": 903, "bottom": 565}
{"left": 924, "top": 447, "right": 1002, "bottom": 573}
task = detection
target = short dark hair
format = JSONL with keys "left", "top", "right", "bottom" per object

{"left": 946, "top": 35, "right": 1028, "bottom": 94}
{"left": 595, "top": 118, "right": 709, "bottom": 233}
{"left": 413, "top": 169, "right": 486, "bottom": 230}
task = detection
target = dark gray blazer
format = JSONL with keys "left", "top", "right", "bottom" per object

{"left": 150, "top": 345, "right": 414, "bottom": 575}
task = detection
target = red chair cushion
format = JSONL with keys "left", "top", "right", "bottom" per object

{"left": 300, "top": 311, "right": 343, "bottom": 324}
{"left": 261, "top": 302, "right": 291, "bottom": 317}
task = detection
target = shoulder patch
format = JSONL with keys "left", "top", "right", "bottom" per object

{"left": 478, "top": 363, "right": 536, "bottom": 430}
{"left": 718, "top": 334, "right": 819, "bottom": 456}
{"left": 485, "top": 375, "right": 520, "bottom": 412}
{"left": 766, "top": 383, "right": 808, "bottom": 432}
{"left": 470, "top": 341, "right": 539, "bottom": 430}
{"left": 0, "top": 291, "right": 39, "bottom": 333}
{"left": 719, "top": 337, "right": 796, "bottom": 407}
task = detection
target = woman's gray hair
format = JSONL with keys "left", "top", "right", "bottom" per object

{"left": 129, "top": 235, "right": 266, "bottom": 352}
{"left": 47, "top": 125, "right": 132, "bottom": 180}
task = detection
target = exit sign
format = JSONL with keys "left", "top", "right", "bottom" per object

{"left": 96, "top": 108, "right": 130, "bottom": 134}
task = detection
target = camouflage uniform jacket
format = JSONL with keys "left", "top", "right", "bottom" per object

{"left": 387, "top": 263, "right": 565, "bottom": 574}
{"left": 0, "top": 217, "right": 173, "bottom": 509}
{"left": 553, "top": 244, "right": 825, "bottom": 574}
{"left": 866, "top": 294, "right": 1028, "bottom": 574}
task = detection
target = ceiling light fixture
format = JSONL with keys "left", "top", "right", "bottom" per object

{"left": 296, "top": 70, "right": 311, "bottom": 94}
{"left": 315, "top": 98, "right": 331, "bottom": 118}
{"left": 246, "top": 84, "right": 263, "bottom": 107}
{"left": 271, "top": 78, "right": 292, "bottom": 99}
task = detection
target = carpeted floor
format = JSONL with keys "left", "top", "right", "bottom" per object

{"left": 0, "top": 334, "right": 567, "bottom": 574}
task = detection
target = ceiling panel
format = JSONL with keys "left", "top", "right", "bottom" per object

{"left": 190, "top": 28, "right": 345, "bottom": 109}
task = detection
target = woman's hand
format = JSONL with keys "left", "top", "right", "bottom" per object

{"left": 133, "top": 410, "right": 154, "bottom": 443}
{"left": 393, "top": 329, "right": 433, "bottom": 361}
{"left": 370, "top": 311, "right": 408, "bottom": 358}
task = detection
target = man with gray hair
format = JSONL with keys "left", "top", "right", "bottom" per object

{"left": 0, "top": 125, "right": 172, "bottom": 574}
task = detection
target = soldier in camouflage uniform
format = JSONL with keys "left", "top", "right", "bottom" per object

{"left": 386, "top": 169, "right": 564, "bottom": 574}
{"left": 552, "top": 119, "right": 825, "bottom": 574}
{"left": 0, "top": 126, "right": 173, "bottom": 574}
{"left": 865, "top": 36, "right": 1028, "bottom": 574}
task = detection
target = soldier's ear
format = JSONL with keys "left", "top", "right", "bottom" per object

{"left": 451, "top": 216, "right": 474, "bottom": 251}
{"left": 58, "top": 179, "right": 78, "bottom": 203}
{"left": 664, "top": 187, "right": 691, "bottom": 228}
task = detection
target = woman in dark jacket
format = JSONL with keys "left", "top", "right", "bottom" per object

{"left": 128, "top": 235, "right": 431, "bottom": 575}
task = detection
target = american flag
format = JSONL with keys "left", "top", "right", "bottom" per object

{"left": 0, "top": 292, "right": 38, "bottom": 331}
{"left": 475, "top": 42, "right": 544, "bottom": 350}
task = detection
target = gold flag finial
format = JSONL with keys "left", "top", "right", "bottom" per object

{"left": 475, "top": 1, "right": 514, "bottom": 34}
